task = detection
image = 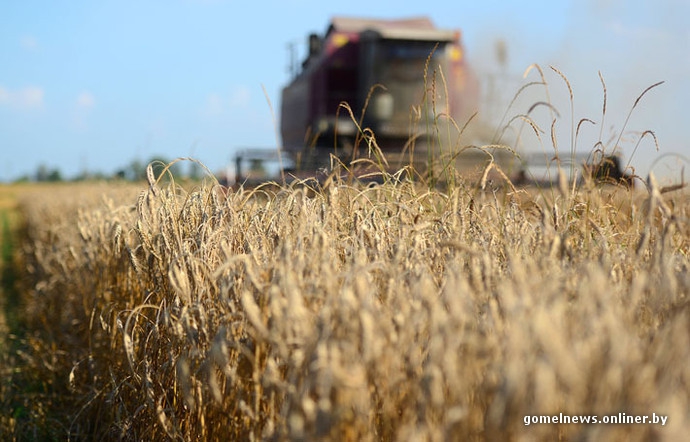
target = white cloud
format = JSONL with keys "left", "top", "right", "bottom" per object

{"left": 76, "top": 91, "right": 95, "bottom": 109}
{"left": 71, "top": 91, "right": 96, "bottom": 131}
{"left": 22, "top": 87, "right": 44, "bottom": 108}
{"left": 204, "top": 93, "right": 224, "bottom": 116}
{"left": 201, "top": 87, "right": 253, "bottom": 118}
{"left": 230, "top": 86, "right": 251, "bottom": 107}
{"left": 0, "top": 85, "right": 44, "bottom": 110}
{"left": 607, "top": 20, "right": 669, "bottom": 42}
{"left": 20, "top": 35, "right": 39, "bottom": 51}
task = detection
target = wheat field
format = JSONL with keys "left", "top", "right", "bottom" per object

{"left": 0, "top": 166, "right": 688, "bottom": 441}
{"left": 2, "top": 66, "right": 690, "bottom": 440}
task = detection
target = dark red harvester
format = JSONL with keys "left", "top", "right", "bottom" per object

{"left": 280, "top": 16, "right": 481, "bottom": 173}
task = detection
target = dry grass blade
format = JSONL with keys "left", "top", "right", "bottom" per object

{"left": 598, "top": 70, "right": 607, "bottom": 143}
{"left": 146, "top": 163, "right": 158, "bottom": 196}
{"left": 613, "top": 81, "right": 665, "bottom": 160}
{"left": 634, "top": 81, "right": 665, "bottom": 109}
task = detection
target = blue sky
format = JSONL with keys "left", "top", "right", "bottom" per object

{"left": 1, "top": 0, "right": 688, "bottom": 182}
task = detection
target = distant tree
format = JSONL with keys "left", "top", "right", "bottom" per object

{"left": 35, "top": 163, "right": 62, "bottom": 182}
{"left": 146, "top": 156, "right": 181, "bottom": 182}
{"left": 73, "top": 170, "right": 95, "bottom": 181}
{"left": 35, "top": 163, "right": 49, "bottom": 182}
{"left": 74, "top": 171, "right": 106, "bottom": 182}
{"left": 47, "top": 169, "right": 62, "bottom": 182}
{"left": 188, "top": 161, "right": 203, "bottom": 181}
{"left": 128, "top": 159, "right": 145, "bottom": 181}
{"left": 117, "top": 156, "right": 182, "bottom": 182}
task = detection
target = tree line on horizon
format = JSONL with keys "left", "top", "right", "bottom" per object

{"left": 12, "top": 156, "right": 205, "bottom": 183}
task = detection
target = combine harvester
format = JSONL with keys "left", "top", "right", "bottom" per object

{"left": 234, "top": 16, "right": 512, "bottom": 186}
{"left": 233, "top": 16, "right": 634, "bottom": 188}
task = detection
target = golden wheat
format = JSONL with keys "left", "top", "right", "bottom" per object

{"left": 2, "top": 66, "right": 689, "bottom": 440}
{"left": 1, "top": 172, "right": 687, "bottom": 441}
